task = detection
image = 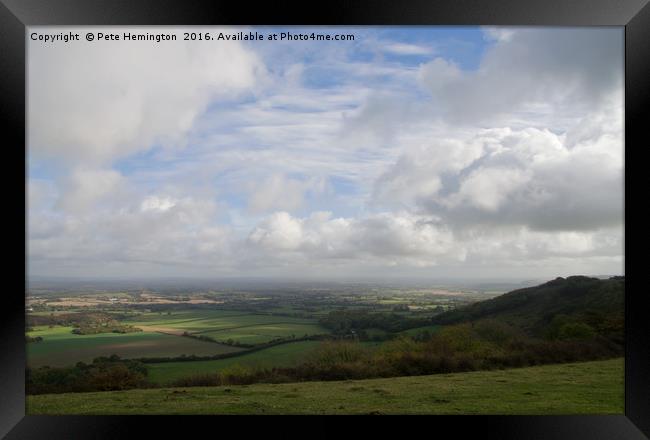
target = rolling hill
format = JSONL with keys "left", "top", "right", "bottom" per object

{"left": 432, "top": 276, "right": 624, "bottom": 341}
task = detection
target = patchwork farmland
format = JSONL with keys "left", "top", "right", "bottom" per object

{"left": 124, "top": 310, "right": 328, "bottom": 345}
{"left": 26, "top": 325, "right": 244, "bottom": 367}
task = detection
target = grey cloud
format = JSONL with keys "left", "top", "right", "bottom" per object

{"left": 418, "top": 27, "right": 623, "bottom": 125}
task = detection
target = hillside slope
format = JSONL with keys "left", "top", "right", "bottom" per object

{"left": 432, "top": 276, "right": 624, "bottom": 339}
{"left": 27, "top": 358, "right": 623, "bottom": 415}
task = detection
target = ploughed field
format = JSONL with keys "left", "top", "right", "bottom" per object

{"left": 27, "top": 309, "right": 330, "bottom": 368}
{"left": 27, "top": 358, "right": 624, "bottom": 415}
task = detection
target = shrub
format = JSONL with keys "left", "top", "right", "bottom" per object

{"left": 220, "top": 364, "right": 260, "bottom": 385}
{"left": 86, "top": 364, "right": 147, "bottom": 391}
{"left": 26, "top": 356, "right": 151, "bottom": 394}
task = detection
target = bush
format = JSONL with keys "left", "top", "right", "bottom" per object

{"left": 86, "top": 364, "right": 147, "bottom": 391}
{"left": 307, "top": 341, "right": 369, "bottom": 368}
{"left": 220, "top": 364, "right": 259, "bottom": 385}
{"left": 26, "top": 356, "right": 150, "bottom": 394}
{"left": 474, "top": 320, "right": 523, "bottom": 345}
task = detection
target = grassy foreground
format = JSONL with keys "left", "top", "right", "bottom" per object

{"left": 27, "top": 358, "right": 623, "bottom": 415}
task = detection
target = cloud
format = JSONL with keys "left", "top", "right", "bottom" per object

{"left": 450, "top": 166, "right": 531, "bottom": 212}
{"left": 56, "top": 168, "right": 126, "bottom": 213}
{"left": 27, "top": 27, "right": 624, "bottom": 279}
{"left": 242, "top": 210, "right": 621, "bottom": 275}
{"left": 140, "top": 195, "right": 177, "bottom": 213}
{"left": 375, "top": 124, "right": 623, "bottom": 233}
{"left": 417, "top": 27, "right": 623, "bottom": 125}
{"left": 246, "top": 211, "right": 456, "bottom": 264}
{"left": 28, "top": 26, "right": 265, "bottom": 166}
{"left": 29, "top": 189, "right": 232, "bottom": 271}
{"left": 248, "top": 211, "right": 306, "bottom": 251}
{"left": 383, "top": 42, "right": 433, "bottom": 56}
{"left": 481, "top": 28, "right": 516, "bottom": 42}
{"left": 373, "top": 136, "right": 484, "bottom": 207}
{"left": 246, "top": 174, "right": 327, "bottom": 214}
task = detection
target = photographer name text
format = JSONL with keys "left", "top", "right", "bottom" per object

{"left": 30, "top": 31, "right": 356, "bottom": 44}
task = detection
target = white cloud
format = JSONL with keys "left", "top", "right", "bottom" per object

{"left": 241, "top": 210, "right": 620, "bottom": 275}
{"left": 247, "top": 211, "right": 459, "bottom": 266}
{"left": 28, "top": 26, "right": 265, "bottom": 166}
{"left": 481, "top": 28, "right": 516, "bottom": 42}
{"left": 383, "top": 42, "right": 433, "bottom": 56}
{"left": 248, "top": 211, "right": 305, "bottom": 251}
{"left": 140, "top": 195, "right": 177, "bottom": 213}
{"left": 375, "top": 124, "right": 623, "bottom": 233}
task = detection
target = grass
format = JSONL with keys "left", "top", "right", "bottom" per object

{"left": 27, "top": 326, "right": 243, "bottom": 367}
{"left": 146, "top": 340, "right": 322, "bottom": 384}
{"left": 27, "top": 358, "right": 623, "bottom": 415}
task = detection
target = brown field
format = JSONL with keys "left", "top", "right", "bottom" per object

{"left": 136, "top": 325, "right": 187, "bottom": 336}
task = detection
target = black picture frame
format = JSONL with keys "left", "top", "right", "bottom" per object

{"left": 1, "top": 0, "right": 648, "bottom": 438}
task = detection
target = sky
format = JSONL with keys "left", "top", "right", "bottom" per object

{"left": 27, "top": 26, "right": 624, "bottom": 281}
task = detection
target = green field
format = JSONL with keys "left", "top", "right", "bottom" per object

{"left": 27, "top": 358, "right": 624, "bottom": 415}
{"left": 27, "top": 326, "right": 243, "bottom": 367}
{"left": 125, "top": 310, "right": 254, "bottom": 329}
{"left": 125, "top": 310, "right": 329, "bottom": 344}
{"left": 197, "top": 323, "right": 328, "bottom": 344}
{"left": 147, "top": 340, "right": 322, "bottom": 384}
